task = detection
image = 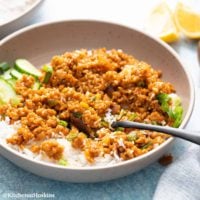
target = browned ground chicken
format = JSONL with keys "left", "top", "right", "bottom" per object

{"left": 0, "top": 48, "right": 174, "bottom": 163}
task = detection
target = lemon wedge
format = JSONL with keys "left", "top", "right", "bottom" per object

{"left": 174, "top": 2, "right": 200, "bottom": 39}
{"left": 145, "top": 2, "right": 179, "bottom": 43}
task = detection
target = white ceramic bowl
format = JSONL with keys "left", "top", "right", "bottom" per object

{"left": 0, "top": 0, "right": 43, "bottom": 38}
{"left": 0, "top": 20, "right": 194, "bottom": 182}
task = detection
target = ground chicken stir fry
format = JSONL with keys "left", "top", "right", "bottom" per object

{"left": 0, "top": 48, "right": 180, "bottom": 165}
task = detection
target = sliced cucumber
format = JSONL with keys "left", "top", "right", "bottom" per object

{"left": 0, "top": 69, "right": 12, "bottom": 80}
{"left": 42, "top": 64, "right": 53, "bottom": 83}
{"left": 7, "top": 78, "right": 17, "bottom": 88}
{"left": 10, "top": 69, "right": 23, "bottom": 79}
{"left": 0, "top": 78, "right": 17, "bottom": 105}
{"left": 0, "top": 62, "right": 11, "bottom": 73}
{"left": 14, "top": 59, "right": 42, "bottom": 78}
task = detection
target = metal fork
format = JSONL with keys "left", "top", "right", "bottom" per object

{"left": 112, "top": 121, "right": 200, "bottom": 145}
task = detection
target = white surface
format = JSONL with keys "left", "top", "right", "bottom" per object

{"left": 33, "top": 0, "right": 200, "bottom": 28}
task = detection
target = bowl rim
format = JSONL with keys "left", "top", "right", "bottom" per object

{"left": 0, "top": 19, "right": 195, "bottom": 171}
{"left": 0, "top": 0, "right": 43, "bottom": 28}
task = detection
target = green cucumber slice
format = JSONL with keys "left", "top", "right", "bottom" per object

{"left": 14, "top": 59, "right": 42, "bottom": 78}
{"left": 10, "top": 69, "right": 23, "bottom": 79}
{"left": 42, "top": 64, "right": 53, "bottom": 83}
{"left": 0, "top": 69, "right": 12, "bottom": 80}
{"left": 0, "top": 62, "right": 11, "bottom": 73}
{"left": 0, "top": 78, "right": 17, "bottom": 105}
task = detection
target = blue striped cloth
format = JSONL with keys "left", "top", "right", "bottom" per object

{"left": 153, "top": 145, "right": 200, "bottom": 200}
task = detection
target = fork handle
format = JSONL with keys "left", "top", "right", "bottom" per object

{"left": 112, "top": 121, "right": 200, "bottom": 145}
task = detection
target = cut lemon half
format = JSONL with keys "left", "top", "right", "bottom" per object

{"left": 145, "top": 2, "right": 179, "bottom": 43}
{"left": 174, "top": 2, "right": 200, "bottom": 39}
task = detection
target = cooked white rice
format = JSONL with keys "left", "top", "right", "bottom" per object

{"left": 0, "top": 117, "right": 120, "bottom": 167}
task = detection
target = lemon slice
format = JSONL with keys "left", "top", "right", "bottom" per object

{"left": 174, "top": 2, "right": 200, "bottom": 39}
{"left": 145, "top": 2, "right": 179, "bottom": 43}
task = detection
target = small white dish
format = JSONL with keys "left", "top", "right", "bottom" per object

{"left": 0, "top": 0, "right": 43, "bottom": 38}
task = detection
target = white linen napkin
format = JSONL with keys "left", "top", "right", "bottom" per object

{"left": 153, "top": 145, "right": 200, "bottom": 200}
